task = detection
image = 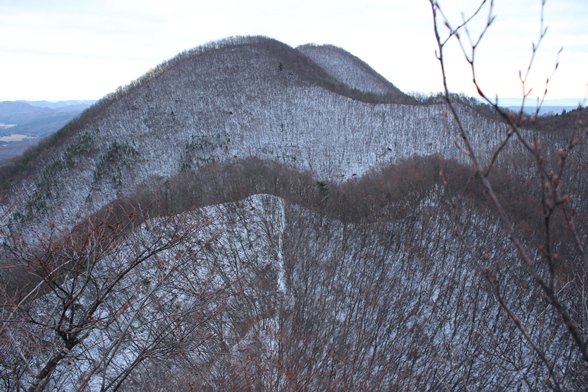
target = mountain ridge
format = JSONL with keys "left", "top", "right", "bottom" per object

{"left": 0, "top": 35, "right": 587, "bottom": 391}
{"left": 297, "top": 43, "right": 407, "bottom": 98}
{"left": 0, "top": 36, "right": 412, "bottom": 179}
{"left": 1, "top": 36, "right": 573, "bottom": 230}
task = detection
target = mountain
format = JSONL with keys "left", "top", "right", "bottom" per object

{"left": 507, "top": 105, "right": 580, "bottom": 115}
{"left": 0, "top": 100, "right": 94, "bottom": 162}
{"left": 297, "top": 43, "right": 409, "bottom": 98}
{"left": 1, "top": 36, "right": 525, "bottom": 223}
{"left": 18, "top": 100, "right": 96, "bottom": 110}
{"left": 0, "top": 101, "right": 93, "bottom": 138}
{"left": 0, "top": 36, "right": 586, "bottom": 391}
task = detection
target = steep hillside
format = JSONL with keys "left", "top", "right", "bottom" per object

{"left": 2, "top": 188, "right": 586, "bottom": 390}
{"left": 297, "top": 43, "right": 409, "bottom": 99}
{"left": 0, "top": 36, "right": 586, "bottom": 391}
{"left": 1, "top": 36, "right": 546, "bottom": 229}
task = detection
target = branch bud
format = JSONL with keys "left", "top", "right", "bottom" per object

{"left": 557, "top": 148, "right": 564, "bottom": 157}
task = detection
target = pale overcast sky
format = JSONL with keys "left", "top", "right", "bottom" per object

{"left": 0, "top": 0, "right": 586, "bottom": 102}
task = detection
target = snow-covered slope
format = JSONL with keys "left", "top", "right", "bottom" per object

{"left": 6, "top": 36, "right": 536, "bottom": 227}
{"left": 10, "top": 193, "right": 584, "bottom": 390}
{"left": 1, "top": 35, "right": 587, "bottom": 391}
{"left": 297, "top": 43, "right": 406, "bottom": 97}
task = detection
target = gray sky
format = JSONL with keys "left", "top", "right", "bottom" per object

{"left": 1, "top": 0, "right": 586, "bottom": 102}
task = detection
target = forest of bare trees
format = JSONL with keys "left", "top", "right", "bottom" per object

{"left": 0, "top": 0, "right": 586, "bottom": 390}
{"left": 430, "top": 0, "right": 588, "bottom": 389}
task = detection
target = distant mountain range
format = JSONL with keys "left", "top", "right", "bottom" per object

{"left": 0, "top": 100, "right": 94, "bottom": 161}
{"left": 16, "top": 100, "right": 96, "bottom": 110}
{"left": 507, "top": 105, "right": 580, "bottom": 115}
{"left": 0, "top": 100, "right": 95, "bottom": 137}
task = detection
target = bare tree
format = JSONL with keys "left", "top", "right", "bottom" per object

{"left": 430, "top": 0, "right": 587, "bottom": 388}
{"left": 0, "top": 201, "right": 225, "bottom": 391}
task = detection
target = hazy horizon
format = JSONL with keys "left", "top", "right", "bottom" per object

{"left": 4, "top": 97, "right": 585, "bottom": 108}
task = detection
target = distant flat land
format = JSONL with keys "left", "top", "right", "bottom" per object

{"left": 0, "top": 138, "right": 39, "bottom": 162}
{"left": 0, "top": 100, "right": 95, "bottom": 162}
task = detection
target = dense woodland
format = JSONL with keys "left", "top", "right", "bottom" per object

{"left": 0, "top": 31, "right": 587, "bottom": 391}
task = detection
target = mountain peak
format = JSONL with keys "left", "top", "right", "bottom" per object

{"left": 297, "top": 43, "right": 413, "bottom": 103}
